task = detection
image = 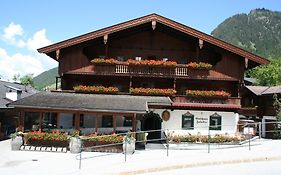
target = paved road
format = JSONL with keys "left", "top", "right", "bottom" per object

{"left": 144, "top": 160, "right": 281, "bottom": 175}
{"left": 1, "top": 139, "right": 281, "bottom": 174}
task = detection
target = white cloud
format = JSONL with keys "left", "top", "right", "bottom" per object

{"left": 2, "top": 22, "right": 25, "bottom": 48}
{"left": 0, "top": 47, "right": 57, "bottom": 81}
{"left": 0, "top": 23, "right": 57, "bottom": 81}
{"left": 26, "top": 29, "right": 52, "bottom": 50}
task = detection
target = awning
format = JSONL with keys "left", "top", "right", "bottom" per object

{"left": 7, "top": 91, "right": 172, "bottom": 113}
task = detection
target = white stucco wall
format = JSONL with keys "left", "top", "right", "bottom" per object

{"left": 153, "top": 109, "right": 239, "bottom": 136}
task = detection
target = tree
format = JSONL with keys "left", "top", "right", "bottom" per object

{"left": 20, "top": 74, "right": 34, "bottom": 86}
{"left": 12, "top": 73, "right": 20, "bottom": 82}
{"left": 273, "top": 94, "right": 281, "bottom": 121}
{"left": 247, "top": 59, "right": 281, "bottom": 86}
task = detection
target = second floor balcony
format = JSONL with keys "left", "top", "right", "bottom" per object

{"left": 93, "top": 63, "right": 230, "bottom": 80}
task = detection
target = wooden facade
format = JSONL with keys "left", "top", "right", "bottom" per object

{"left": 14, "top": 13, "right": 268, "bottom": 133}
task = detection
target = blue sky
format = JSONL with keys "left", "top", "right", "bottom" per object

{"left": 0, "top": 0, "right": 281, "bottom": 80}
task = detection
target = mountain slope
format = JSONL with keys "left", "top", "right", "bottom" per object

{"left": 33, "top": 67, "right": 58, "bottom": 90}
{"left": 211, "top": 8, "right": 281, "bottom": 59}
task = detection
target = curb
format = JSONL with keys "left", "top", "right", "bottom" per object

{"left": 118, "top": 155, "right": 281, "bottom": 175}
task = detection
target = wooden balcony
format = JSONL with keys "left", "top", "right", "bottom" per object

{"left": 172, "top": 96, "right": 241, "bottom": 106}
{"left": 93, "top": 63, "right": 235, "bottom": 80}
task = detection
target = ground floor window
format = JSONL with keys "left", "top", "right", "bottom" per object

{"left": 24, "top": 112, "right": 39, "bottom": 131}
{"left": 42, "top": 112, "right": 58, "bottom": 131}
{"left": 80, "top": 114, "right": 96, "bottom": 134}
{"left": 97, "top": 115, "right": 113, "bottom": 134}
{"left": 59, "top": 113, "right": 75, "bottom": 129}
{"left": 116, "top": 115, "right": 133, "bottom": 133}
{"left": 209, "top": 113, "right": 222, "bottom": 130}
{"left": 182, "top": 112, "right": 194, "bottom": 130}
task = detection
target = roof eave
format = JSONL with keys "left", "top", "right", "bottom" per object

{"left": 37, "top": 13, "right": 268, "bottom": 65}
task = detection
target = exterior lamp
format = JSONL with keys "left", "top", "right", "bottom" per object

{"left": 199, "top": 39, "right": 204, "bottom": 49}
{"left": 152, "top": 21, "right": 156, "bottom": 30}
{"left": 103, "top": 35, "right": 108, "bottom": 44}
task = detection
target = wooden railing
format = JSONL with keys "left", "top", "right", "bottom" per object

{"left": 172, "top": 96, "right": 241, "bottom": 106}
{"left": 95, "top": 64, "right": 203, "bottom": 77}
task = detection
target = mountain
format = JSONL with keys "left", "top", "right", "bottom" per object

{"left": 33, "top": 67, "right": 58, "bottom": 90}
{"left": 211, "top": 8, "right": 281, "bottom": 59}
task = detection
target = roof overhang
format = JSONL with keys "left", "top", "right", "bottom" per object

{"left": 8, "top": 91, "right": 172, "bottom": 114}
{"left": 38, "top": 13, "right": 269, "bottom": 65}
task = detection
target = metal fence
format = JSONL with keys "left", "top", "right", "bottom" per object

{"left": 76, "top": 121, "right": 281, "bottom": 169}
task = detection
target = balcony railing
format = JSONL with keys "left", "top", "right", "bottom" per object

{"left": 172, "top": 96, "right": 241, "bottom": 106}
{"left": 94, "top": 63, "right": 212, "bottom": 77}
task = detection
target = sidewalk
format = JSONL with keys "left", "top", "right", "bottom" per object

{"left": 0, "top": 139, "right": 281, "bottom": 175}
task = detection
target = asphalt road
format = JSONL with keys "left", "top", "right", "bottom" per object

{"left": 144, "top": 160, "right": 281, "bottom": 175}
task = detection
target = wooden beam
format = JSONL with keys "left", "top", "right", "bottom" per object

{"left": 113, "top": 114, "right": 116, "bottom": 133}
{"left": 57, "top": 113, "right": 60, "bottom": 129}
{"left": 132, "top": 113, "right": 137, "bottom": 132}
{"left": 74, "top": 112, "right": 80, "bottom": 131}
{"left": 39, "top": 112, "right": 43, "bottom": 131}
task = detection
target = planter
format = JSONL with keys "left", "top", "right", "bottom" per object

{"left": 123, "top": 139, "right": 135, "bottom": 154}
{"left": 69, "top": 137, "right": 82, "bottom": 153}
{"left": 82, "top": 140, "right": 123, "bottom": 153}
{"left": 27, "top": 139, "right": 69, "bottom": 147}
{"left": 11, "top": 136, "right": 23, "bottom": 151}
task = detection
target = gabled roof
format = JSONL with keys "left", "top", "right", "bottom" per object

{"left": 0, "top": 80, "right": 37, "bottom": 108}
{"left": 38, "top": 13, "right": 268, "bottom": 65}
{"left": 8, "top": 91, "right": 172, "bottom": 113}
{"left": 246, "top": 85, "right": 281, "bottom": 96}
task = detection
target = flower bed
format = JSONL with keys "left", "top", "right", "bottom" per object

{"left": 73, "top": 85, "right": 119, "bottom": 94}
{"left": 91, "top": 58, "right": 118, "bottom": 65}
{"left": 130, "top": 87, "right": 176, "bottom": 96}
{"left": 81, "top": 133, "right": 124, "bottom": 153}
{"left": 127, "top": 59, "right": 177, "bottom": 67}
{"left": 186, "top": 90, "right": 231, "bottom": 98}
{"left": 25, "top": 131, "right": 69, "bottom": 147}
{"left": 186, "top": 62, "right": 212, "bottom": 69}
{"left": 170, "top": 134, "right": 246, "bottom": 144}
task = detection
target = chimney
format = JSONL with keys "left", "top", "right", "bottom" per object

{"left": 5, "top": 85, "right": 22, "bottom": 101}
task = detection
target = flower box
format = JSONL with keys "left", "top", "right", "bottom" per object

{"left": 130, "top": 87, "right": 176, "bottom": 96}
{"left": 73, "top": 85, "right": 119, "bottom": 94}
{"left": 185, "top": 62, "right": 212, "bottom": 69}
{"left": 91, "top": 58, "right": 118, "bottom": 65}
{"left": 25, "top": 131, "right": 69, "bottom": 147}
{"left": 127, "top": 59, "right": 177, "bottom": 68}
{"left": 186, "top": 90, "right": 231, "bottom": 98}
{"left": 170, "top": 134, "right": 246, "bottom": 144}
{"left": 81, "top": 134, "right": 124, "bottom": 153}
{"left": 27, "top": 139, "right": 69, "bottom": 147}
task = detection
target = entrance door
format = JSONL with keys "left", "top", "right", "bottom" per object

{"left": 142, "top": 112, "right": 162, "bottom": 141}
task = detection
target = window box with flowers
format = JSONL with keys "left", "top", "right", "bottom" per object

{"left": 185, "top": 62, "right": 212, "bottom": 70}
{"left": 130, "top": 87, "right": 176, "bottom": 96}
{"left": 127, "top": 59, "right": 177, "bottom": 68}
{"left": 186, "top": 90, "right": 231, "bottom": 98}
{"left": 25, "top": 131, "right": 69, "bottom": 147}
{"left": 73, "top": 85, "right": 119, "bottom": 94}
{"left": 91, "top": 58, "right": 118, "bottom": 65}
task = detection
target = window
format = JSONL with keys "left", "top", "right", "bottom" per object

{"left": 42, "top": 112, "right": 58, "bottom": 131}
{"left": 59, "top": 113, "right": 75, "bottom": 129}
{"left": 209, "top": 113, "right": 222, "bottom": 130}
{"left": 123, "top": 116, "right": 133, "bottom": 127}
{"left": 24, "top": 112, "right": 39, "bottom": 131}
{"left": 101, "top": 115, "right": 113, "bottom": 127}
{"left": 182, "top": 112, "right": 194, "bottom": 130}
{"left": 80, "top": 114, "right": 96, "bottom": 128}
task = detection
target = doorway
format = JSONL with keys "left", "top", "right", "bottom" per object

{"left": 142, "top": 112, "right": 162, "bottom": 141}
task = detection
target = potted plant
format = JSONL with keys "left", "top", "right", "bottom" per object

{"left": 69, "top": 130, "right": 82, "bottom": 154}
{"left": 10, "top": 131, "right": 24, "bottom": 151}
{"left": 123, "top": 132, "right": 136, "bottom": 154}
